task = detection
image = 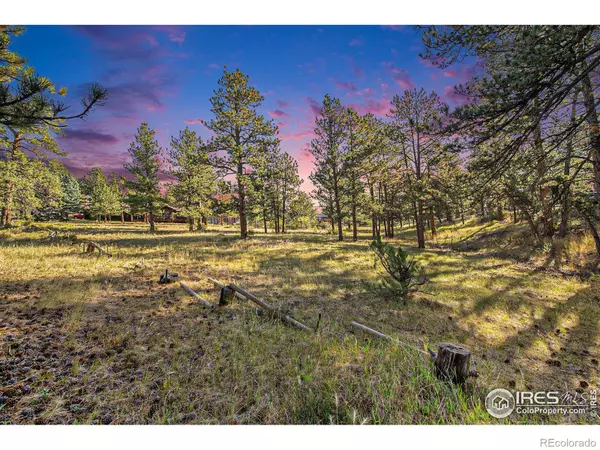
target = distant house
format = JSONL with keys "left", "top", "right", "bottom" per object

{"left": 316, "top": 213, "right": 331, "bottom": 223}
{"left": 155, "top": 205, "right": 187, "bottom": 223}
{"left": 207, "top": 216, "right": 238, "bottom": 225}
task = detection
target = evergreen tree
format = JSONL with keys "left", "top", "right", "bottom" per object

{"left": 60, "top": 171, "right": 82, "bottom": 219}
{"left": 309, "top": 94, "right": 347, "bottom": 241}
{"left": 124, "top": 122, "right": 163, "bottom": 232}
{"left": 388, "top": 88, "right": 449, "bottom": 249}
{"left": 205, "top": 68, "right": 278, "bottom": 239}
{"left": 167, "top": 127, "right": 215, "bottom": 231}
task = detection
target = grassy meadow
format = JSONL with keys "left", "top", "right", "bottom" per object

{"left": 0, "top": 219, "right": 598, "bottom": 424}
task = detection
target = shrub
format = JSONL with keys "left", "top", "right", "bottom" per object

{"left": 369, "top": 235, "right": 427, "bottom": 297}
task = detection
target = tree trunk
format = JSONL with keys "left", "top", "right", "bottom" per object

{"left": 149, "top": 212, "right": 156, "bottom": 232}
{"left": 558, "top": 91, "right": 578, "bottom": 239}
{"left": 383, "top": 213, "right": 388, "bottom": 237}
{"left": 121, "top": 211, "right": 124, "bottom": 223}
{"left": 334, "top": 193, "right": 343, "bottom": 242}
{"left": 513, "top": 205, "right": 518, "bottom": 224}
{"left": 282, "top": 195, "right": 287, "bottom": 234}
{"left": 369, "top": 183, "right": 377, "bottom": 237}
{"left": 416, "top": 200, "right": 425, "bottom": 249}
{"left": 237, "top": 164, "right": 248, "bottom": 239}
{"left": 263, "top": 213, "right": 268, "bottom": 234}
{"left": 1, "top": 184, "right": 14, "bottom": 225}
{"left": 582, "top": 214, "right": 600, "bottom": 258}
{"left": 533, "top": 121, "right": 554, "bottom": 238}
{"left": 188, "top": 217, "right": 194, "bottom": 231}
{"left": 1, "top": 133, "right": 20, "bottom": 226}
{"left": 352, "top": 202, "right": 357, "bottom": 241}
{"left": 429, "top": 207, "right": 437, "bottom": 238}
{"left": 581, "top": 72, "right": 600, "bottom": 214}
{"left": 196, "top": 217, "right": 203, "bottom": 231}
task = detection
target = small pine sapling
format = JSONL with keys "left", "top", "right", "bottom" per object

{"left": 369, "top": 235, "right": 427, "bottom": 298}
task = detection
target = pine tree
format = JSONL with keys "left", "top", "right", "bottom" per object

{"left": 388, "top": 88, "right": 448, "bottom": 249}
{"left": 167, "top": 127, "right": 215, "bottom": 231}
{"left": 60, "top": 171, "right": 82, "bottom": 219}
{"left": 278, "top": 152, "right": 302, "bottom": 234}
{"left": 205, "top": 68, "right": 278, "bottom": 239}
{"left": 0, "top": 26, "right": 106, "bottom": 130}
{"left": 309, "top": 94, "right": 347, "bottom": 241}
{"left": 124, "top": 123, "right": 163, "bottom": 232}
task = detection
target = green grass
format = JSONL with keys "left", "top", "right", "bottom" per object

{"left": 0, "top": 219, "right": 598, "bottom": 424}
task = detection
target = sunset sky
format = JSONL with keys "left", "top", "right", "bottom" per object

{"left": 12, "top": 25, "right": 475, "bottom": 190}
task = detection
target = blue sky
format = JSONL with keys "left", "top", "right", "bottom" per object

{"left": 11, "top": 25, "right": 474, "bottom": 187}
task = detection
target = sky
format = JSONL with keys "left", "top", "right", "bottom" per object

{"left": 11, "top": 25, "right": 475, "bottom": 191}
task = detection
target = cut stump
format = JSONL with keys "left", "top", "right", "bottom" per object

{"left": 434, "top": 342, "right": 472, "bottom": 384}
{"left": 219, "top": 286, "right": 235, "bottom": 306}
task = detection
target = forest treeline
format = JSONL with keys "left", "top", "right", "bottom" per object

{"left": 1, "top": 25, "right": 600, "bottom": 263}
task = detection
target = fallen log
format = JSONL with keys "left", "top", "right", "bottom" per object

{"left": 180, "top": 282, "right": 214, "bottom": 308}
{"left": 350, "top": 321, "right": 392, "bottom": 341}
{"left": 228, "top": 283, "right": 313, "bottom": 332}
{"left": 350, "top": 321, "right": 475, "bottom": 384}
{"left": 84, "top": 241, "right": 112, "bottom": 257}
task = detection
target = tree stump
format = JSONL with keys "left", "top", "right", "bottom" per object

{"left": 434, "top": 342, "right": 471, "bottom": 384}
{"left": 158, "top": 269, "right": 179, "bottom": 284}
{"left": 219, "top": 286, "right": 235, "bottom": 306}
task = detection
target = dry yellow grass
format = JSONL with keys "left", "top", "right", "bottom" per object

{"left": 0, "top": 219, "right": 598, "bottom": 424}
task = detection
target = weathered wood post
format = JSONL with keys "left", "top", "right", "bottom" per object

{"left": 434, "top": 342, "right": 472, "bottom": 384}
{"left": 219, "top": 286, "right": 235, "bottom": 306}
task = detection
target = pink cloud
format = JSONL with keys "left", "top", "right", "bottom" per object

{"left": 342, "top": 55, "right": 366, "bottom": 79}
{"left": 442, "top": 66, "right": 476, "bottom": 82}
{"left": 144, "top": 103, "right": 166, "bottom": 112}
{"left": 381, "top": 83, "right": 389, "bottom": 90}
{"left": 330, "top": 78, "right": 358, "bottom": 91}
{"left": 298, "top": 62, "right": 316, "bottom": 74}
{"left": 349, "top": 37, "right": 363, "bottom": 46}
{"left": 184, "top": 118, "right": 204, "bottom": 125}
{"left": 281, "top": 130, "right": 316, "bottom": 141}
{"left": 381, "top": 61, "right": 414, "bottom": 90}
{"left": 443, "top": 86, "right": 472, "bottom": 105}
{"left": 268, "top": 109, "right": 289, "bottom": 119}
{"left": 154, "top": 25, "right": 186, "bottom": 43}
{"left": 276, "top": 100, "right": 289, "bottom": 108}
{"left": 348, "top": 98, "right": 391, "bottom": 116}
{"left": 381, "top": 25, "right": 404, "bottom": 31}
{"left": 305, "top": 97, "right": 321, "bottom": 116}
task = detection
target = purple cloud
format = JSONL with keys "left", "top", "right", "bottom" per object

{"left": 184, "top": 118, "right": 204, "bottom": 125}
{"left": 381, "top": 61, "right": 415, "bottom": 90}
{"left": 305, "top": 97, "right": 321, "bottom": 116}
{"left": 330, "top": 78, "right": 358, "bottom": 91}
{"left": 268, "top": 109, "right": 289, "bottom": 119}
{"left": 154, "top": 25, "right": 186, "bottom": 43}
{"left": 64, "top": 128, "right": 119, "bottom": 144}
